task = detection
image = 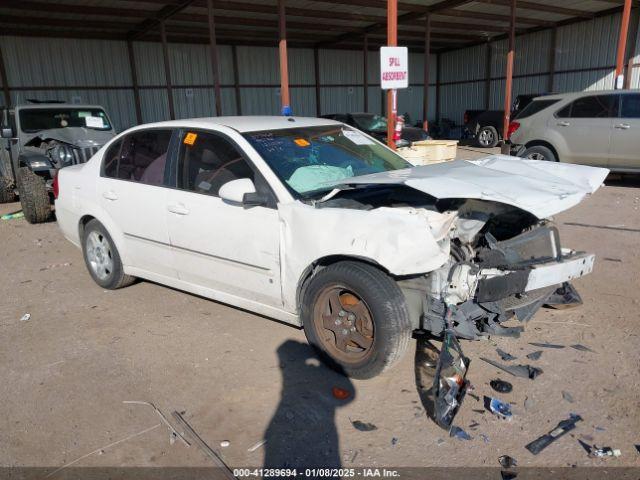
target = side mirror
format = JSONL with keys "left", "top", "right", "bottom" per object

{"left": 219, "top": 178, "right": 268, "bottom": 207}
{"left": 1, "top": 127, "right": 13, "bottom": 139}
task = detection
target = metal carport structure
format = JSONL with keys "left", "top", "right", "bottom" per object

{"left": 1, "top": 0, "right": 638, "bottom": 144}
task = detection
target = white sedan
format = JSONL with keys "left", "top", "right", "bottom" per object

{"left": 55, "top": 116, "right": 608, "bottom": 379}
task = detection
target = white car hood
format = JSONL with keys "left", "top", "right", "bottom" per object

{"left": 333, "top": 155, "right": 609, "bottom": 219}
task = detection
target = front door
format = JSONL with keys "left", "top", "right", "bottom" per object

{"left": 97, "top": 128, "right": 176, "bottom": 279}
{"left": 552, "top": 94, "right": 617, "bottom": 166}
{"left": 609, "top": 93, "right": 640, "bottom": 171}
{"left": 165, "top": 129, "right": 282, "bottom": 308}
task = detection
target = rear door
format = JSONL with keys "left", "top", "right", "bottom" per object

{"left": 97, "top": 128, "right": 177, "bottom": 278}
{"left": 165, "top": 128, "right": 282, "bottom": 308}
{"left": 552, "top": 94, "right": 617, "bottom": 166}
{"left": 608, "top": 93, "right": 640, "bottom": 171}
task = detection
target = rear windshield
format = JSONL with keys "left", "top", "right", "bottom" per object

{"left": 18, "top": 108, "right": 112, "bottom": 133}
{"left": 514, "top": 99, "right": 560, "bottom": 119}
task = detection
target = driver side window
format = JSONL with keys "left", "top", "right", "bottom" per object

{"left": 177, "top": 130, "right": 255, "bottom": 197}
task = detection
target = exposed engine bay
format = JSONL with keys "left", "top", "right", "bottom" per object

{"left": 315, "top": 183, "right": 593, "bottom": 340}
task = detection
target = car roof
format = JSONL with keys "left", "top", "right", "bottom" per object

{"left": 14, "top": 103, "right": 107, "bottom": 110}
{"left": 127, "top": 115, "right": 343, "bottom": 133}
{"left": 541, "top": 89, "right": 640, "bottom": 101}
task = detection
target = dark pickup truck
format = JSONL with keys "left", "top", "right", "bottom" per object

{"left": 464, "top": 94, "right": 546, "bottom": 148}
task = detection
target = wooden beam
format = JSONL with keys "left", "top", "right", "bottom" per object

{"left": 159, "top": 21, "right": 175, "bottom": 120}
{"left": 126, "top": 40, "right": 143, "bottom": 124}
{"left": 423, "top": 13, "right": 431, "bottom": 129}
{"left": 0, "top": 43, "right": 11, "bottom": 108}
{"left": 477, "top": 0, "right": 594, "bottom": 19}
{"left": 501, "top": 0, "right": 516, "bottom": 153}
{"left": 206, "top": 0, "right": 222, "bottom": 116}
{"left": 231, "top": 44, "right": 242, "bottom": 115}
{"left": 548, "top": 26, "right": 557, "bottom": 92}
{"left": 314, "top": 47, "right": 321, "bottom": 116}
{"left": 436, "top": 8, "right": 554, "bottom": 26}
{"left": 278, "top": 0, "right": 290, "bottom": 115}
{"left": 128, "top": 0, "right": 198, "bottom": 40}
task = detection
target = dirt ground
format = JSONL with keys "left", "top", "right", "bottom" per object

{"left": 1, "top": 149, "right": 639, "bottom": 476}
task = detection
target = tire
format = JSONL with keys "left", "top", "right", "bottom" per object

{"left": 0, "top": 150, "right": 17, "bottom": 203}
{"left": 475, "top": 126, "right": 500, "bottom": 148}
{"left": 17, "top": 167, "right": 52, "bottom": 223}
{"left": 82, "top": 219, "right": 135, "bottom": 290}
{"left": 301, "top": 261, "right": 411, "bottom": 379}
{"left": 521, "top": 145, "right": 557, "bottom": 162}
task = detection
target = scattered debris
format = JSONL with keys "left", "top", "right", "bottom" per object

{"left": 436, "top": 438, "right": 445, "bottom": 446}
{"left": 490, "top": 379, "right": 513, "bottom": 394}
{"left": 525, "top": 414, "right": 582, "bottom": 455}
{"left": 496, "top": 348, "right": 517, "bottom": 361}
{"left": 544, "top": 282, "right": 583, "bottom": 309}
{"left": 40, "top": 262, "right": 72, "bottom": 271}
{"left": 590, "top": 446, "right": 621, "bottom": 458}
{"left": 580, "top": 434, "right": 594, "bottom": 442}
{"left": 20, "top": 313, "right": 31, "bottom": 322}
{"left": 595, "top": 426, "right": 606, "bottom": 432}
{"left": 171, "top": 411, "right": 235, "bottom": 479}
{"left": 529, "top": 342, "right": 565, "bottom": 349}
{"left": 498, "top": 455, "right": 518, "bottom": 468}
{"left": 472, "top": 409, "right": 486, "bottom": 414}
{"left": 468, "top": 421, "right": 480, "bottom": 429}
{"left": 570, "top": 344, "right": 595, "bottom": 353}
{"left": 391, "top": 437, "right": 398, "bottom": 446}
{"left": 634, "top": 445, "right": 640, "bottom": 454}
{"left": 220, "top": 440, "right": 230, "bottom": 448}
{"left": 526, "top": 351, "right": 543, "bottom": 360}
{"left": 562, "top": 391, "right": 574, "bottom": 403}
{"left": 351, "top": 420, "right": 378, "bottom": 432}
{"left": 480, "top": 434, "right": 490, "bottom": 444}
{"left": 332, "top": 386, "right": 351, "bottom": 400}
{"left": 480, "top": 357, "right": 543, "bottom": 380}
{"left": 485, "top": 396, "right": 513, "bottom": 421}
{"left": 468, "top": 392, "right": 480, "bottom": 402}
{"left": 524, "top": 396, "right": 533, "bottom": 411}
{"left": 122, "top": 401, "right": 190, "bottom": 447}
{"left": 1, "top": 212, "right": 24, "bottom": 220}
{"left": 449, "top": 426, "right": 472, "bottom": 441}
{"left": 247, "top": 439, "right": 266, "bottom": 452}
{"left": 603, "top": 257, "right": 622, "bottom": 263}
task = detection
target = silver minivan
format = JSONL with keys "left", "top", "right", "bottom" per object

{"left": 509, "top": 90, "right": 640, "bottom": 172}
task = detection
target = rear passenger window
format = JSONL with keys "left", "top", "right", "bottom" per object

{"left": 177, "top": 130, "right": 255, "bottom": 196}
{"left": 107, "top": 129, "right": 173, "bottom": 185}
{"left": 102, "top": 140, "right": 121, "bottom": 178}
{"left": 557, "top": 95, "right": 618, "bottom": 118}
{"left": 514, "top": 99, "right": 560, "bottom": 119}
{"left": 621, "top": 94, "right": 640, "bottom": 118}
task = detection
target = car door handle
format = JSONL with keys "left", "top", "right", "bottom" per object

{"left": 102, "top": 190, "right": 118, "bottom": 201}
{"left": 167, "top": 203, "right": 190, "bottom": 215}
{"left": 556, "top": 121, "right": 571, "bottom": 127}
{"left": 614, "top": 123, "right": 631, "bottom": 130}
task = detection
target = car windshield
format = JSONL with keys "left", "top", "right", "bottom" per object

{"left": 19, "top": 108, "right": 112, "bottom": 133}
{"left": 243, "top": 125, "right": 412, "bottom": 199}
{"left": 351, "top": 114, "right": 387, "bottom": 132}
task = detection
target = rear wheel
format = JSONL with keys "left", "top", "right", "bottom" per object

{"left": 521, "top": 145, "right": 557, "bottom": 162}
{"left": 82, "top": 219, "right": 135, "bottom": 289}
{"left": 475, "top": 126, "right": 499, "bottom": 148}
{"left": 302, "top": 261, "right": 411, "bottom": 379}
{"left": 18, "top": 167, "right": 52, "bottom": 223}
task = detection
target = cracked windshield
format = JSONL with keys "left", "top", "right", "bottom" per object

{"left": 243, "top": 125, "right": 411, "bottom": 199}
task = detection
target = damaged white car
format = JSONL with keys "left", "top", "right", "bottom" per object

{"left": 55, "top": 116, "right": 608, "bottom": 380}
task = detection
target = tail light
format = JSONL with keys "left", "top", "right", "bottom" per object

{"left": 53, "top": 171, "right": 59, "bottom": 200}
{"left": 507, "top": 121, "right": 520, "bottom": 140}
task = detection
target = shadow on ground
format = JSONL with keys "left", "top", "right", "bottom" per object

{"left": 605, "top": 173, "right": 640, "bottom": 188}
{"left": 263, "top": 340, "right": 354, "bottom": 474}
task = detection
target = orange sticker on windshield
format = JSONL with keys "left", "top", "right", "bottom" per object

{"left": 294, "top": 138, "right": 310, "bottom": 147}
{"left": 184, "top": 132, "right": 198, "bottom": 145}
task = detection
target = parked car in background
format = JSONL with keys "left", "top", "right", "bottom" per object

{"left": 464, "top": 94, "right": 548, "bottom": 147}
{"left": 0, "top": 102, "right": 116, "bottom": 222}
{"left": 55, "top": 116, "right": 606, "bottom": 380}
{"left": 321, "top": 112, "right": 429, "bottom": 143}
{"left": 509, "top": 90, "right": 640, "bottom": 172}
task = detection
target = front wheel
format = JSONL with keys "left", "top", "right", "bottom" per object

{"left": 301, "top": 261, "right": 411, "bottom": 379}
{"left": 475, "top": 126, "right": 499, "bottom": 148}
{"left": 521, "top": 145, "right": 557, "bottom": 162}
{"left": 82, "top": 219, "right": 135, "bottom": 289}
{"left": 17, "top": 167, "right": 52, "bottom": 223}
